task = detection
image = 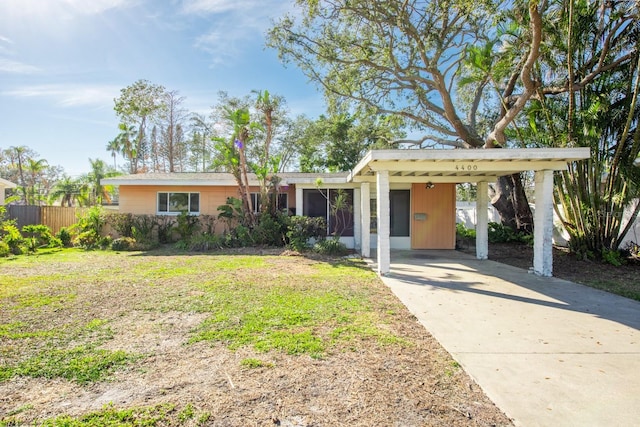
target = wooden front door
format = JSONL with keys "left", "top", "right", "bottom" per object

{"left": 411, "top": 183, "right": 456, "bottom": 249}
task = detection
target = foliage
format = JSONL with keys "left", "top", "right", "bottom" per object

{"left": 110, "top": 237, "right": 138, "bottom": 251}
{"left": 71, "top": 206, "right": 108, "bottom": 249}
{"left": 174, "top": 212, "right": 200, "bottom": 242}
{"left": 155, "top": 216, "right": 175, "bottom": 244}
{"left": 131, "top": 215, "right": 157, "bottom": 243}
{"left": 456, "top": 223, "right": 477, "bottom": 240}
{"left": 0, "top": 240, "right": 10, "bottom": 257}
{"left": 313, "top": 238, "right": 349, "bottom": 256}
{"left": 487, "top": 222, "right": 533, "bottom": 244}
{"left": 286, "top": 216, "right": 327, "bottom": 252}
{"left": 21, "top": 224, "right": 59, "bottom": 252}
{"left": 113, "top": 80, "right": 168, "bottom": 174}
{"left": 185, "top": 233, "right": 225, "bottom": 251}
{"left": 1, "top": 223, "right": 25, "bottom": 255}
{"left": 56, "top": 227, "right": 72, "bottom": 247}
{"left": 106, "top": 213, "right": 136, "bottom": 238}
{"left": 601, "top": 249, "right": 625, "bottom": 267}
{"left": 252, "top": 212, "right": 290, "bottom": 246}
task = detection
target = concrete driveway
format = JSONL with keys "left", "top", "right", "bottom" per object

{"left": 368, "top": 250, "right": 640, "bottom": 427}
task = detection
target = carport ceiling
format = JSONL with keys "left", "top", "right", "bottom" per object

{"left": 348, "top": 148, "right": 591, "bottom": 183}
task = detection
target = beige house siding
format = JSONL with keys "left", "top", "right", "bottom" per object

{"left": 118, "top": 185, "right": 296, "bottom": 216}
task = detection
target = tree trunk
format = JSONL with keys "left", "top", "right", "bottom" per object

{"left": 491, "top": 174, "right": 533, "bottom": 233}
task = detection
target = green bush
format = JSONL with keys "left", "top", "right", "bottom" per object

{"left": 72, "top": 206, "right": 106, "bottom": 249}
{"left": 313, "top": 238, "right": 349, "bottom": 256}
{"left": 156, "top": 216, "right": 175, "bottom": 243}
{"left": 22, "top": 224, "right": 57, "bottom": 251}
{"left": 187, "top": 233, "right": 225, "bottom": 251}
{"left": 2, "top": 223, "right": 25, "bottom": 255}
{"left": 601, "top": 248, "right": 625, "bottom": 266}
{"left": 286, "top": 216, "right": 327, "bottom": 252}
{"left": 111, "top": 237, "right": 137, "bottom": 251}
{"left": 487, "top": 222, "right": 532, "bottom": 244}
{"left": 253, "top": 212, "right": 289, "bottom": 246}
{"left": 456, "top": 223, "right": 476, "bottom": 239}
{"left": 131, "top": 215, "right": 157, "bottom": 243}
{"left": 0, "top": 240, "right": 10, "bottom": 257}
{"left": 56, "top": 227, "right": 72, "bottom": 247}
{"left": 175, "top": 212, "right": 200, "bottom": 242}
{"left": 107, "top": 213, "right": 136, "bottom": 238}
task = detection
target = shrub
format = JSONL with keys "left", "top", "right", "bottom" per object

{"left": 0, "top": 241, "right": 10, "bottom": 257}
{"left": 313, "top": 238, "right": 349, "bottom": 256}
{"left": 487, "top": 222, "right": 532, "bottom": 244}
{"left": 456, "top": 223, "right": 476, "bottom": 239}
{"left": 56, "top": 227, "right": 72, "bottom": 247}
{"left": 175, "top": 212, "right": 200, "bottom": 242}
{"left": 253, "top": 212, "right": 289, "bottom": 246}
{"left": 601, "top": 248, "right": 625, "bottom": 266}
{"left": 71, "top": 206, "right": 106, "bottom": 249}
{"left": 107, "top": 213, "right": 136, "bottom": 238}
{"left": 111, "top": 237, "right": 137, "bottom": 251}
{"left": 187, "top": 233, "right": 225, "bottom": 251}
{"left": 131, "top": 215, "right": 156, "bottom": 243}
{"left": 155, "top": 216, "right": 175, "bottom": 243}
{"left": 286, "top": 216, "right": 327, "bottom": 252}
{"left": 22, "top": 224, "right": 57, "bottom": 251}
{"left": 2, "top": 223, "right": 25, "bottom": 255}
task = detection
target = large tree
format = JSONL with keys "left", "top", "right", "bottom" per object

{"left": 268, "top": 0, "right": 547, "bottom": 231}
{"left": 113, "top": 80, "right": 167, "bottom": 174}
{"left": 517, "top": 0, "right": 639, "bottom": 256}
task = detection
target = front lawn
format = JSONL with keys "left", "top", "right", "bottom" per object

{"left": 0, "top": 247, "right": 511, "bottom": 426}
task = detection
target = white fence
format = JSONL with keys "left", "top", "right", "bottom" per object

{"left": 456, "top": 200, "right": 640, "bottom": 248}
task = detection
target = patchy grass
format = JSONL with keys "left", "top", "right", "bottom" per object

{"left": 13, "top": 403, "right": 212, "bottom": 427}
{"left": 0, "top": 247, "right": 512, "bottom": 426}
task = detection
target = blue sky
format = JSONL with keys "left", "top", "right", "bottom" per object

{"left": 0, "top": 0, "right": 324, "bottom": 176}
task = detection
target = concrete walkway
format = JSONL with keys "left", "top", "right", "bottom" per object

{"left": 368, "top": 250, "right": 640, "bottom": 427}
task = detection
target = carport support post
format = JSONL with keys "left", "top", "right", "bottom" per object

{"left": 376, "top": 170, "right": 390, "bottom": 275}
{"left": 533, "top": 170, "right": 554, "bottom": 276}
{"left": 476, "top": 181, "right": 489, "bottom": 260}
{"left": 360, "top": 182, "right": 371, "bottom": 258}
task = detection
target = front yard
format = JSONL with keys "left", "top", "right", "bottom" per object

{"left": 0, "top": 247, "right": 511, "bottom": 426}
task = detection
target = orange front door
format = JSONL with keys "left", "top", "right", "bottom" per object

{"left": 411, "top": 183, "right": 456, "bottom": 249}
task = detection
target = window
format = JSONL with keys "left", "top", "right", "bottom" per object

{"left": 369, "top": 190, "right": 410, "bottom": 236}
{"left": 250, "top": 193, "right": 288, "bottom": 213}
{"left": 303, "top": 189, "right": 354, "bottom": 237}
{"left": 157, "top": 192, "right": 200, "bottom": 215}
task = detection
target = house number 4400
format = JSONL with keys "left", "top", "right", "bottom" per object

{"left": 455, "top": 164, "right": 478, "bottom": 171}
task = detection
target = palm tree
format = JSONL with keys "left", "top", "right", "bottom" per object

{"left": 106, "top": 138, "right": 121, "bottom": 169}
{"left": 25, "top": 158, "right": 48, "bottom": 205}
{"left": 115, "top": 123, "right": 138, "bottom": 174}
{"left": 87, "top": 158, "right": 121, "bottom": 205}
{"left": 49, "top": 176, "right": 86, "bottom": 207}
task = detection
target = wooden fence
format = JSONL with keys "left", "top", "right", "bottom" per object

{"left": 7, "top": 206, "right": 88, "bottom": 234}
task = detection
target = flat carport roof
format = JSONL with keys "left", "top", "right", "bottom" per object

{"left": 346, "top": 148, "right": 591, "bottom": 277}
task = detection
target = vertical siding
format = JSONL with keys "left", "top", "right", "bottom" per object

{"left": 411, "top": 183, "right": 456, "bottom": 249}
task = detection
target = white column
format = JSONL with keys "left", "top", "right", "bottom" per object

{"left": 476, "top": 181, "right": 489, "bottom": 260}
{"left": 533, "top": 170, "right": 554, "bottom": 276}
{"left": 295, "top": 186, "right": 303, "bottom": 216}
{"left": 360, "top": 182, "right": 371, "bottom": 258}
{"left": 376, "top": 171, "right": 390, "bottom": 275}
{"left": 353, "top": 188, "right": 361, "bottom": 251}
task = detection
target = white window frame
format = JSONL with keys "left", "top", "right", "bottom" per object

{"left": 157, "top": 192, "right": 200, "bottom": 215}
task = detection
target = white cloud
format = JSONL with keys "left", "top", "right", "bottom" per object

{"left": 182, "top": 0, "right": 291, "bottom": 67}
{"left": 63, "top": 0, "right": 132, "bottom": 15}
{"left": 3, "top": 84, "right": 120, "bottom": 108}
{"left": 0, "top": 58, "right": 41, "bottom": 74}
{"left": 181, "top": 0, "right": 246, "bottom": 14}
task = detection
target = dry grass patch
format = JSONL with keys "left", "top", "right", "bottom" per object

{"left": 0, "top": 247, "right": 511, "bottom": 426}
